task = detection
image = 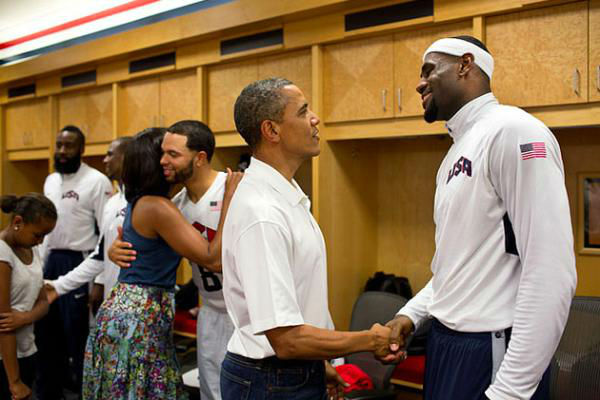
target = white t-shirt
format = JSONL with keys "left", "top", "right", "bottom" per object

{"left": 398, "top": 93, "right": 577, "bottom": 400}
{"left": 43, "top": 163, "right": 113, "bottom": 255}
{"left": 222, "top": 158, "right": 334, "bottom": 359}
{"left": 0, "top": 240, "right": 43, "bottom": 359}
{"left": 172, "top": 172, "right": 227, "bottom": 312}
{"left": 51, "top": 189, "right": 127, "bottom": 298}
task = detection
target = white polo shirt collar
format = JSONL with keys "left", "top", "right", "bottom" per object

{"left": 248, "top": 157, "right": 308, "bottom": 208}
{"left": 445, "top": 92, "right": 498, "bottom": 141}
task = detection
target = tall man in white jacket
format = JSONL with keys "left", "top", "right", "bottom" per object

{"left": 382, "top": 36, "right": 577, "bottom": 400}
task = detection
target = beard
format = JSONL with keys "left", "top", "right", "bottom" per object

{"left": 54, "top": 154, "right": 81, "bottom": 174}
{"left": 173, "top": 160, "right": 194, "bottom": 184}
{"left": 424, "top": 97, "right": 439, "bottom": 123}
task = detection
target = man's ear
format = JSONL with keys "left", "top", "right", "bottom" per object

{"left": 12, "top": 215, "right": 24, "bottom": 229}
{"left": 260, "top": 120, "right": 281, "bottom": 144}
{"left": 195, "top": 151, "right": 208, "bottom": 166}
{"left": 458, "top": 53, "right": 475, "bottom": 77}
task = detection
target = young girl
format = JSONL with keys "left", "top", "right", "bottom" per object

{"left": 0, "top": 193, "right": 57, "bottom": 400}
{"left": 83, "top": 128, "right": 242, "bottom": 399}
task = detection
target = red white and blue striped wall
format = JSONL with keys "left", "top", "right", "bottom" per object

{"left": 0, "top": 0, "right": 232, "bottom": 66}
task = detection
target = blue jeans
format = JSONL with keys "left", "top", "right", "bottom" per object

{"left": 220, "top": 352, "right": 327, "bottom": 400}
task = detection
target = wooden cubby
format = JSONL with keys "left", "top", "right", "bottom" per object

{"left": 319, "top": 135, "right": 451, "bottom": 328}
{"left": 83, "top": 155, "right": 107, "bottom": 176}
{"left": 58, "top": 85, "right": 113, "bottom": 145}
{"left": 1, "top": 159, "right": 49, "bottom": 226}
{"left": 553, "top": 127, "right": 600, "bottom": 297}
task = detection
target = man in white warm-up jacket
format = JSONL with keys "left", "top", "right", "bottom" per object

{"left": 383, "top": 35, "right": 577, "bottom": 400}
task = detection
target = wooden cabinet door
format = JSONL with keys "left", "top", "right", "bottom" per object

{"left": 486, "top": 1, "right": 588, "bottom": 107}
{"left": 590, "top": 0, "right": 600, "bottom": 102}
{"left": 258, "top": 49, "right": 312, "bottom": 104}
{"left": 208, "top": 59, "right": 258, "bottom": 133}
{"left": 118, "top": 77, "right": 159, "bottom": 136}
{"left": 59, "top": 86, "right": 113, "bottom": 144}
{"left": 393, "top": 21, "right": 472, "bottom": 117}
{"left": 159, "top": 69, "right": 198, "bottom": 127}
{"left": 323, "top": 35, "right": 394, "bottom": 123}
{"left": 5, "top": 98, "right": 50, "bottom": 150}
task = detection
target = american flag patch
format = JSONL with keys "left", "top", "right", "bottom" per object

{"left": 209, "top": 200, "right": 222, "bottom": 212}
{"left": 520, "top": 142, "right": 546, "bottom": 160}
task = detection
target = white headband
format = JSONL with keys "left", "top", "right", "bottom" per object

{"left": 423, "top": 38, "right": 494, "bottom": 79}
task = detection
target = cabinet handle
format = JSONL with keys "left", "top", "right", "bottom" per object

{"left": 572, "top": 68, "right": 580, "bottom": 96}
{"left": 160, "top": 115, "right": 165, "bottom": 126}
{"left": 381, "top": 89, "right": 387, "bottom": 112}
{"left": 397, "top": 88, "right": 402, "bottom": 113}
{"left": 596, "top": 66, "right": 600, "bottom": 92}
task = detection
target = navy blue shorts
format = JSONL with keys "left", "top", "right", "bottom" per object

{"left": 424, "top": 319, "right": 550, "bottom": 400}
{"left": 35, "top": 249, "right": 90, "bottom": 399}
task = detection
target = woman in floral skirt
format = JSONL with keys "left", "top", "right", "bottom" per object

{"left": 82, "top": 128, "right": 241, "bottom": 399}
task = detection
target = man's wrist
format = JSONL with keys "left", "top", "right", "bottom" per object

{"left": 22, "top": 311, "right": 33, "bottom": 325}
{"left": 47, "top": 279, "right": 65, "bottom": 296}
{"left": 395, "top": 313, "right": 416, "bottom": 333}
{"left": 8, "top": 376, "right": 22, "bottom": 386}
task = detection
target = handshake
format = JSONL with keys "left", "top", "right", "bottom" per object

{"left": 369, "top": 315, "right": 415, "bottom": 363}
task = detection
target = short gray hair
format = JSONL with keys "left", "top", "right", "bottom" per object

{"left": 234, "top": 78, "right": 293, "bottom": 150}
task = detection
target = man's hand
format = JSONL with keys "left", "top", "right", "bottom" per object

{"left": 223, "top": 168, "right": 244, "bottom": 201}
{"left": 44, "top": 283, "right": 59, "bottom": 304}
{"left": 9, "top": 379, "right": 31, "bottom": 400}
{"left": 378, "top": 315, "right": 414, "bottom": 363}
{"left": 89, "top": 283, "right": 104, "bottom": 315}
{"left": 108, "top": 226, "right": 136, "bottom": 268}
{"left": 369, "top": 323, "right": 393, "bottom": 359}
{"left": 325, "top": 361, "right": 349, "bottom": 399}
{"left": 0, "top": 310, "right": 30, "bottom": 333}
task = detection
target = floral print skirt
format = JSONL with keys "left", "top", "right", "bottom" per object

{"left": 82, "top": 283, "right": 188, "bottom": 399}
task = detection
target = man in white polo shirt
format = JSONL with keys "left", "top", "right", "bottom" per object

{"left": 221, "top": 78, "right": 393, "bottom": 400}
{"left": 383, "top": 36, "right": 577, "bottom": 400}
{"left": 36, "top": 125, "right": 113, "bottom": 400}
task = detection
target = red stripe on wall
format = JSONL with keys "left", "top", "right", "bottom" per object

{"left": 0, "top": 0, "right": 161, "bottom": 50}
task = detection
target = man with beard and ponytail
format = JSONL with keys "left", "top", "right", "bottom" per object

{"left": 381, "top": 36, "right": 576, "bottom": 400}
{"left": 36, "top": 125, "right": 113, "bottom": 400}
